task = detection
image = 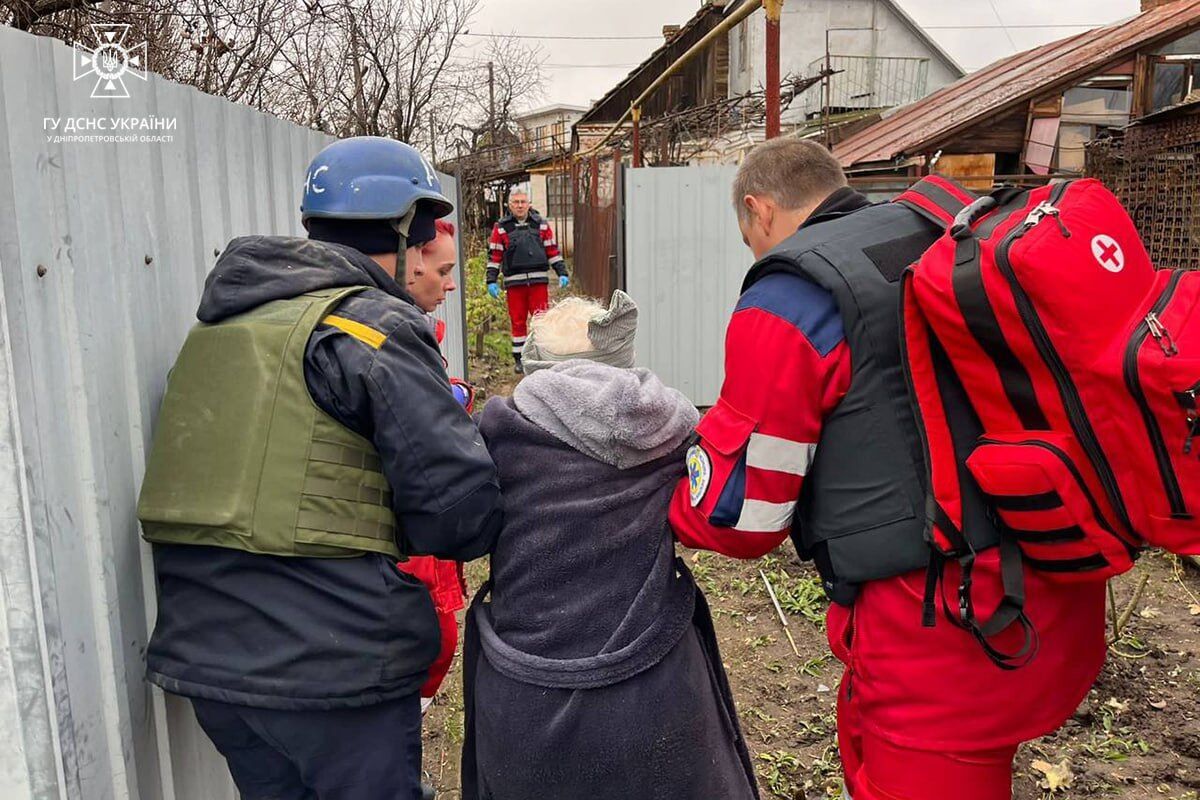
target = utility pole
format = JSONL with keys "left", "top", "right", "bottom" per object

{"left": 765, "top": 0, "right": 784, "bottom": 139}
{"left": 429, "top": 109, "right": 438, "bottom": 165}
{"left": 487, "top": 61, "right": 496, "bottom": 143}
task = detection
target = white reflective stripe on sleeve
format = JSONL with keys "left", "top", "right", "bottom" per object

{"left": 489, "top": 243, "right": 504, "bottom": 251}
{"left": 746, "top": 434, "right": 817, "bottom": 476}
{"left": 735, "top": 499, "right": 797, "bottom": 533}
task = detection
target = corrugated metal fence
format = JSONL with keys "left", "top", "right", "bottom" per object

{"left": 0, "top": 25, "right": 465, "bottom": 800}
{"left": 625, "top": 165, "right": 748, "bottom": 406}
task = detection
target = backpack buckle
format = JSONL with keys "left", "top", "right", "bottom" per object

{"left": 956, "top": 554, "right": 977, "bottom": 623}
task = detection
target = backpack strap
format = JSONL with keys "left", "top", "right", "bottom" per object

{"left": 901, "top": 268, "right": 1039, "bottom": 670}
{"left": 900, "top": 269, "right": 971, "bottom": 558}
{"left": 953, "top": 539, "right": 1040, "bottom": 671}
{"left": 894, "top": 175, "right": 976, "bottom": 229}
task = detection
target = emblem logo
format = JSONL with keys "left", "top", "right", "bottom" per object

{"left": 1091, "top": 234, "right": 1125, "bottom": 273}
{"left": 687, "top": 444, "right": 712, "bottom": 508}
{"left": 73, "top": 24, "right": 148, "bottom": 99}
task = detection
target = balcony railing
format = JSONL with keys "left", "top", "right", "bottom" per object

{"left": 799, "top": 54, "right": 930, "bottom": 116}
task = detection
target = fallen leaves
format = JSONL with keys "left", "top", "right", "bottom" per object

{"left": 1106, "top": 698, "right": 1130, "bottom": 714}
{"left": 1032, "top": 758, "right": 1075, "bottom": 792}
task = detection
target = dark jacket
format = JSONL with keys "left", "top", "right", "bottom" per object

{"left": 146, "top": 236, "right": 503, "bottom": 710}
{"left": 462, "top": 364, "right": 758, "bottom": 800}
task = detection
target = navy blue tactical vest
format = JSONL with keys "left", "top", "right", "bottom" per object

{"left": 500, "top": 212, "right": 550, "bottom": 274}
{"left": 745, "top": 192, "right": 1000, "bottom": 606}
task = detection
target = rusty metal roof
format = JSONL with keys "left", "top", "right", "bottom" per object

{"left": 833, "top": 0, "right": 1200, "bottom": 168}
{"left": 576, "top": 2, "right": 725, "bottom": 126}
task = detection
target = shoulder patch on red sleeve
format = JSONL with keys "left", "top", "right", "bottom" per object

{"left": 686, "top": 444, "right": 712, "bottom": 507}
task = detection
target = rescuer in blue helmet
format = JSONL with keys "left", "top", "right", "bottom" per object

{"left": 139, "top": 137, "right": 501, "bottom": 800}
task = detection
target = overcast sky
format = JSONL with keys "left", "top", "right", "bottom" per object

{"left": 458, "top": 0, "right": 1143, "bottom": 112}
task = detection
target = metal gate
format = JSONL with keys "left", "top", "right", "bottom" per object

{"left": 572, "top": 153, "right": 625, "bottom": 298}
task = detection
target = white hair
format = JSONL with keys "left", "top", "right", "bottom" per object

{"left": 527, "top": 297, "right": 606, "bottom": 356}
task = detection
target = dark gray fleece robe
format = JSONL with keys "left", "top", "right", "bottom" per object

{"left": 462, "top": 361, "right": 759, "bottom": 800}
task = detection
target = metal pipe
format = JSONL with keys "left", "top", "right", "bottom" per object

{"left": 765, "top": 0, "right": 783, "bottom": 139}
{"left": 577, "top": 0, "right": 765, "bottom": 158}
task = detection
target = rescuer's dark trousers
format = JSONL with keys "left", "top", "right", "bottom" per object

{"left": 191, "top": 693, "right": 423, "bottom": 800}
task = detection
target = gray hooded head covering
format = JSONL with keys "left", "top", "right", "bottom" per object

{"left": 521, "top": 290, "right": 638, "bottom": 374}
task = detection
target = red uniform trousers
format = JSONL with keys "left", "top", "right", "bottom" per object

{"left": 826, "top": 550, "right": 1107, "bottom": 799}
{"left": 395, "top": 557, "right": 466, "bottom": 699}
{"left": 504, "top": 282, "right": 549, "bottom": 358}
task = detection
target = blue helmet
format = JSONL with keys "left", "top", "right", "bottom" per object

{"left": 300, "top": 136, "right": 453, "bottom": 226}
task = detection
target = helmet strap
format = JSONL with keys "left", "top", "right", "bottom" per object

{"left": 391, "top": 207, "right": 418, "bottom": 287}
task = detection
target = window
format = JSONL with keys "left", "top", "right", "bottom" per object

{"left": 1055, "top": 123, "right": 1092, "bottom": 173}
{"left": 1153, "top": 62, "right": 1188, "bottom": 110}
{"left": 1149, "top": 32, "right": 1200, "bottom": 112}
{"left": 547, "top": 173, "right": 573, "bottom": 218}
{"left": 1051, "top": 78, "right": 1133, "bottom": 174}
{"left": 1061, "top": 82, "right": 1132, "bottom": 128}
{"left": 1156, "top": 29, "right": 1200, "bottom": 56}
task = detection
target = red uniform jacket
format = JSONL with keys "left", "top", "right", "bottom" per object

{"left": 486, "top": 213, "right": 566, "bottom": 286}
{"left": 668, "top": 268, "right": 1105, "bottom": 752}
{"left": 669, "top": 273, "right": 851, "bottom": 557}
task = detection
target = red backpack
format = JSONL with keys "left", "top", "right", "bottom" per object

{"left": 897, "top": 177, "right": 1200, "bottom": 664}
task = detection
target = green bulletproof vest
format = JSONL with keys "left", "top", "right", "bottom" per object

{"left": 137, "top": 287, "right": 403, "bottom": 559}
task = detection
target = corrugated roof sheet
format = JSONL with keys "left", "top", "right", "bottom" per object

{"left": 833, "top": 0, "right": 1200, "bottom": 168}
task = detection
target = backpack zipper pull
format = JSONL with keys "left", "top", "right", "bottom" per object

{"left": 1023, "top": 202, "right": 1072, "bottom": 237}
{"left": 1147, "top": 312, "right": 1178, "bottom": 356}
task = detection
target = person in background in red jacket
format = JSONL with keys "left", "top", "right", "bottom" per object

{"left": 400, "top": 218, "right": 470, "bottom": 710}
{"left": 668, "top": 140, "right": 1106, "bottom": 800}
{"left": 486, "top": 189, "right": 570, "bottom": 373}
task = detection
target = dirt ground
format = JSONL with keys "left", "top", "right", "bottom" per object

{"left": 422, "top": 367, "right": 1200, "bottom": 800}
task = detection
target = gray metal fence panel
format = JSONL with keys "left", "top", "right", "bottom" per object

{"left": 0, "top": 24, "right": 465, "bottom": 800}
{"left": 430, "top": 174, "right": 467, "bottom": 380}
{"left": 624, "top": 165, "right": 751, "bottom": 407}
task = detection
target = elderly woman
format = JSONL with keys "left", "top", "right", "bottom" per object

{"left": 461, "top": 292, "right": 759, "bottom": 800}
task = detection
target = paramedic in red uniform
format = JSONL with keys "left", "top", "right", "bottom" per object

{"left": 487, "top": 189, "right": 570, "bottom": 372}
{"left": 668, "top": 139, "right": 1107, "bottom": 800}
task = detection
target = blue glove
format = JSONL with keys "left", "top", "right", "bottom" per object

{"left": 450, "top": 380, "right": 474, "bottom": 412}
{"left": 559, "top": 274, "right": 570, "bottom": 289}
{"left": 487, "top": 283, "right": 500, "bottom": 299}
